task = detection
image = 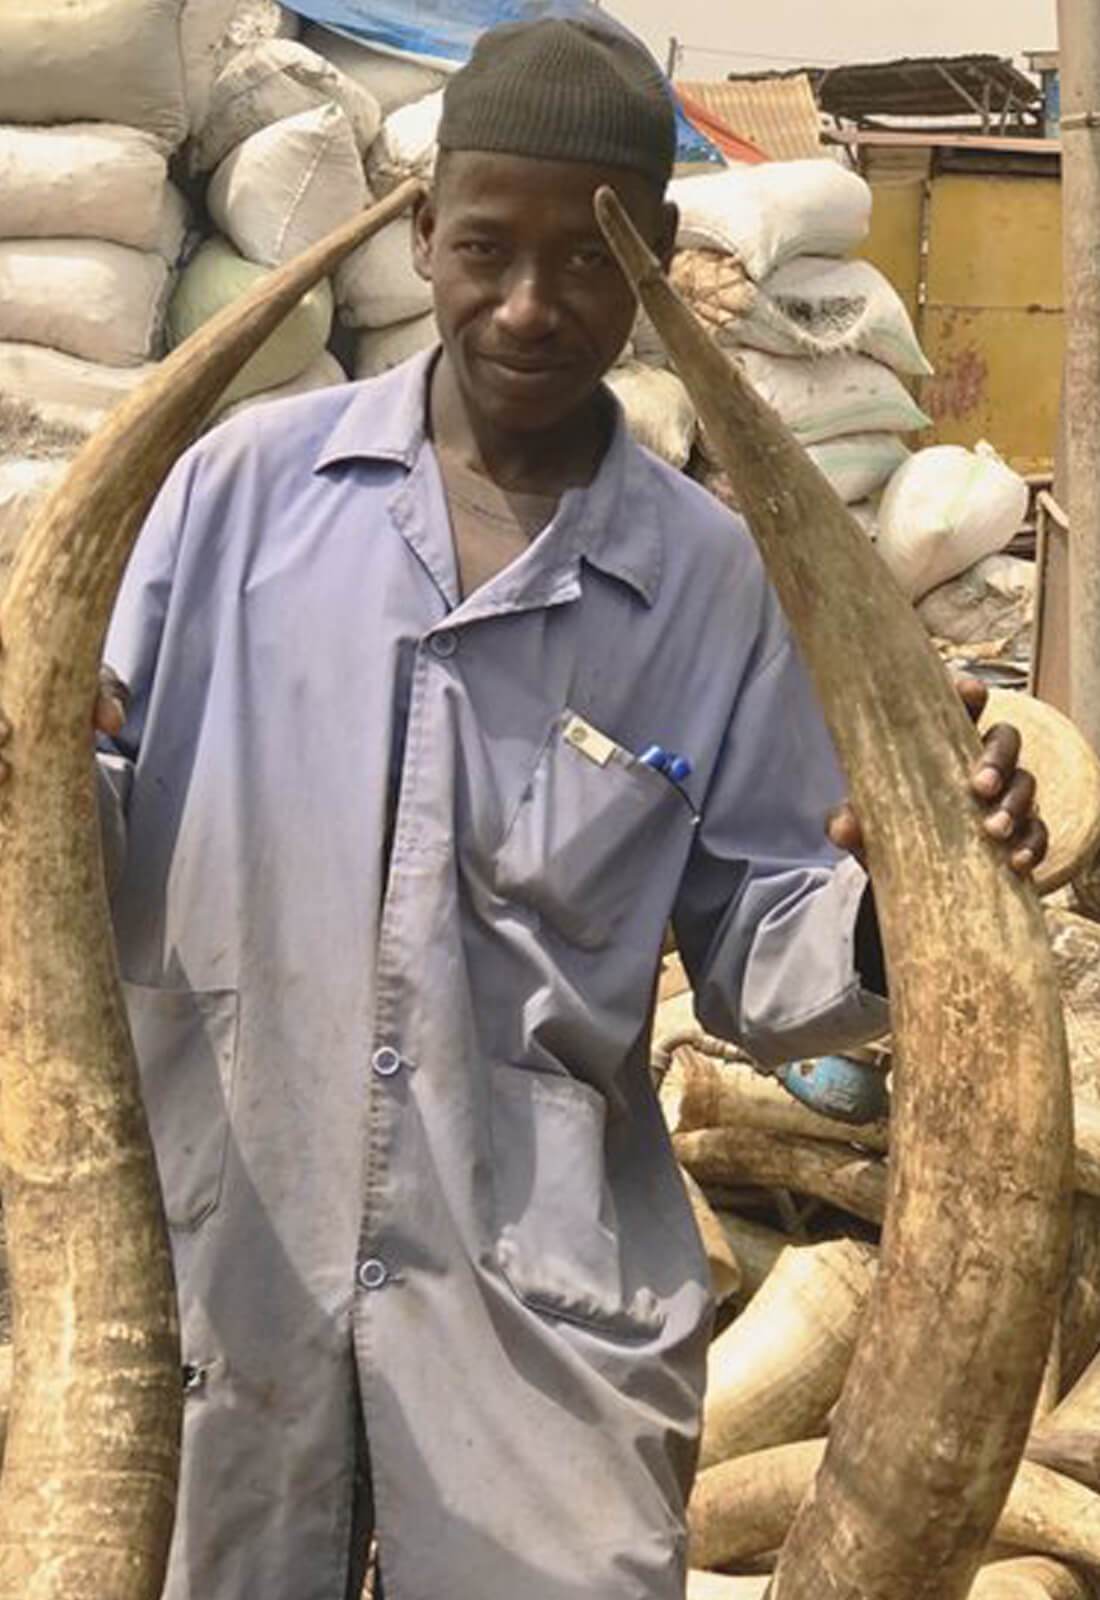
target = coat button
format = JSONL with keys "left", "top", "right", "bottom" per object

{"left": 429, "top": 629, "right": 458, "bottom": 659}
{"left": 372, "top": 1045, "right": 403, "bottom": 1078}
{"left": 358, "top": 1258, "right": 389, "bottom": 1291}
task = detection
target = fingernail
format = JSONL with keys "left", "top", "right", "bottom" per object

{"left": 986, "top": 810, "right": 1014, "bottom": 839}
{"left": 1012, "top": 848, "right": 1035, "bottom": 873}
{"left": 973, "top": 767, "right": 1001, "bottom": 798}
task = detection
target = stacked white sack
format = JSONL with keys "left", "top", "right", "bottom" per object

{"left": 342, "top": 89, "right": 442, "bottom": 374}
{"left": 182, "top": 0, "right": 242, "bottom": 137}
{"left": 337, "top": 215, "right": 433, "bottom": 331}
{"left": 185, "top": 0, "right": 302, "bottom": 138}
{"left": 667, "top": 161, "right": 930, "bottom": 504}
{"left": 366, "top": 90, "right": 444, "bottom": 196}
{"left": 916, "top": 553, "right": 1036, "bottom": 659}
{"left": 206, "top": 102, "right": 369, "bottom": 265}
{"left": 605, "top": 365, "right": 698, "bottom": 470}
{"left": 169, "top": 238, "right": 336, "bottom": 410}
{"left": 875, "top": 443, "right": 1030, "bottom": 602}
{"left": 0, "top": 397, "right": 84, "bottom": 596}
{"left": 302, "top": 26, "right": 446, "bottom": 114}
{"left": 0, "top": 0, "right": 199, "bottom": 559}
{"left": 177, "top": 88, "right": 368, "bottom": 408}
{"left": 0, "top": 124, "right": 189, "bottom": 368}
{"left": 0, "top": 345, "right": 160, "bottom": 452}
{"left": 193, "top": 39, "right": 382, "bottom": 172}
{"left": 216, "top": 352, "right": 350, "bottom": 424}
{"left": 670, "top": 161, "right": 873, "bottom": 281}
{"left": 0, "top": 0, "right": 190, "bottom": 150}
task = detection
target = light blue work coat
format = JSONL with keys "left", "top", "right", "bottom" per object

{"left": 98, "top": 352, "right": 887, "bottom": 1600}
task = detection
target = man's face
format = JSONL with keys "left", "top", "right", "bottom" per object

{"left": 413, "top": 151, "right": 676, "bottom": 437}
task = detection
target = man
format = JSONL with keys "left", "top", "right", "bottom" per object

{"left": 0, "top": 18, "right": 1044, "bottom": 1600}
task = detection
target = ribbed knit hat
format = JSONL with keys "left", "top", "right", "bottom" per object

{"left": 438, "top": 19, "right": 677, "bottom": 191}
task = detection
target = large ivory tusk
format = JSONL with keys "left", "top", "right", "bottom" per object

{"left": 681, "top": 1167, "right": 742, "bottom": 1302}
{"left": 714, "top": 1214, "right": 791, "bottom": 1300}
{"left": 1061, "top": 1195, "right": 1100, "bottom": 1391}
{"left": 700, "top": 1239, "right": 874, "bottom": 1469}
{"left": 690, "top": 1440, "right": 1100, "bottom": 1573}
{"left": 969, "top": 1561, "right": 1090, "bottom": 1600}
{"left": 668, "top": 1048, "right": 1100, "bottom": 1201}
{"left": 594, "top": 186, "right": 1072, "bottom": 1600}
{"left": 689, "top": 1566, "right": 1087, "bottom": 1600}
{"left": 675, "top": 1126, "right": 887, "bottom": 1225}
{"left": 1028, "top": 1340, "right": 1100, "bottom": 1490}
{"left": 0, "top": 180, "right": 422, "bottom": 1600}
{"left": 661, "top": 1048, "right": 889, "bottom": 1150}
{"left": 688, "top": 1576, "right": 770, "bottom": 1600}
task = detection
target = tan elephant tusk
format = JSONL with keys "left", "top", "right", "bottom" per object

{"left": 593, "top": 183, "right": 1072, "bottom": 1600}
{"left": 699, "top": 1238, "right": 875, "bottom": 1471}
{"left": 0, "top": 180, "right": 422, "bottom": 1600}
{"left": 689, "top": 1439, "right": 1100, "bottom": 1574}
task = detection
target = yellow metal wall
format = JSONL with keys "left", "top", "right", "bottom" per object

{"left": 861, "top": 152, "right": 927, "bottom": 329}
{"left": 922, "top": 174, "right": 1063, "bottom": 474}
{"left": 861, "top": 161, "right": 1064, "bottom": 475}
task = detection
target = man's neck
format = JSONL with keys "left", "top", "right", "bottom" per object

{"left": 428, "top": 354, "right": 612, "bottom": 497}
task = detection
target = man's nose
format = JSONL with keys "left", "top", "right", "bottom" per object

{"left": 494, "top": 270, "right": 558, "bottom": 340}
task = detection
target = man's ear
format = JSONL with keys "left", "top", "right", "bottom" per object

{"left": 412, "top": 189, "right": 436, "bottom": 283}
{"left": 656, "top": 201, "right": 679, "bottom": 272}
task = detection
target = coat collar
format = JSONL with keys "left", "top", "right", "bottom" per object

{"left": 312, "top": 350, "right": 663, "bottom": 607}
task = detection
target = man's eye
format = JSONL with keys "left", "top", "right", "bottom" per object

{"left": 568, "top": 247, "right": 612, "bottom": 271}
{"left": 456, "top": 239, "right": 501, "bottom": 259}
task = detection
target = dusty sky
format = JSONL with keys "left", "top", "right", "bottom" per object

{"left": 603, "top": 0, "right": 1058, "bottom": 80}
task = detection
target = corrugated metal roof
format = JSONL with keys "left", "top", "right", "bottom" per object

{"left": 677, "top": 73, "right": 822, "bottom": 162}
{"left": 809, "top": 54, "right": 1042, "bottom": 128}
{"left": 827, "top": 128, "right": 1060, "bottom": 155}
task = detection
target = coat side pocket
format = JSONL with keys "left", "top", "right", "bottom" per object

{"left": 490, "top": 1063, "right": 665, "bottom": 1339}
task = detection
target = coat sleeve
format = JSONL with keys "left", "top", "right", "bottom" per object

{"left": 671, "top": 602, "right": 890, "bottom": 1069}
{"left": 95, "top": 453, "right": 192, "bottom": 887}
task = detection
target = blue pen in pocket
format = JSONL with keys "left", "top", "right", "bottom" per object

{"left": 638, "top": 745, "right": 699, "bottom": 823}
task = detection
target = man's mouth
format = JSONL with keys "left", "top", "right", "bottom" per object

{"left": 479, "top": 353, "right": 572, "bottom": 376}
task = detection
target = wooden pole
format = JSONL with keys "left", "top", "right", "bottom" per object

{"left": 1057, "top": 0, "right": 1100, "bottom": 753}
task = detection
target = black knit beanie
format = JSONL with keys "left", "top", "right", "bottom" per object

{"left": 437, "top": 19, "right": 677, "bottom": 191}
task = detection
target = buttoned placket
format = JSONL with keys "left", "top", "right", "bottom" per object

{"left": 355, "top": 463, "right": 460, "bottom": 1309}
{"left": 350, "top": 450, "right": 618, "bottom": 1371}
{"left": 355, "top": 646, "right": 432, "bottom": 1311}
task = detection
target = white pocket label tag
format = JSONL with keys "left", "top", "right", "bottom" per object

{"left": 562, "top": 713, "right": 618, "bottom": 769}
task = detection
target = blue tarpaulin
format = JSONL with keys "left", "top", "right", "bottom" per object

{"left": 281, "top": 0, "right": 724, "bottom": 165}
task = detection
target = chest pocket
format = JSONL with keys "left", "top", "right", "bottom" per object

{"left": 494, "top": 711, "right": 694, "bottom": 951}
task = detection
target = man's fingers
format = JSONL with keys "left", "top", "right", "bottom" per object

{"left": 95, "top": 666, "right": 130, "bottom": 738}
{"left": 1008, "top": 815, "right": 1049, "bottom": 876}
{"left": 826, "top": 801, "right": 864, "bottom": 860}
{"left": 954, "top": 673, "right": 989, "bottom": 725}
{"left": 94, "top": 691, "right": 126, "bottom": 738}
{"left": 972, "top": 721, "right": 1021, "bottom": 801}
{"left": 983, "top": 767, "right": 1036, "bottom": 841}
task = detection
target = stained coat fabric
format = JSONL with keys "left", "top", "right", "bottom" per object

{"left": 97, "top": 351, "right": 888, "bottom": 1600}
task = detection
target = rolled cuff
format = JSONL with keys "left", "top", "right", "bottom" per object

{"left": 717, "top": 854, "right": 891, "bottom": 1070}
